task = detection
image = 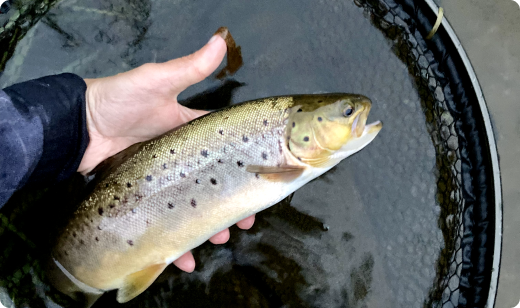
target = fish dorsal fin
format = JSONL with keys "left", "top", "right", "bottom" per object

{"left": 116, "top": 263, "right": 168, "bottom": 303}
{"left": 246, "top": 165, "right": 306, "bottom": 182}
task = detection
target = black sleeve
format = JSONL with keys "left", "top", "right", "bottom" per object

{"left": 0, "top": 73, "right": 89, "bottom": 208}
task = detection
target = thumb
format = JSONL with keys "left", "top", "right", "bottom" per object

{"left": 161, "top": 34, "right": 227, "bottom": 94}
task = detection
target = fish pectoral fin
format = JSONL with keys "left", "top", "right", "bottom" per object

{"left": 116, "top": 263, "right": 168, "bottom": 303}
{"left": 246, "top": 165, "right": 306, "bottom": 182}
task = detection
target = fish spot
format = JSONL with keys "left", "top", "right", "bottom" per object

{"left": 127, "top": 240, "right": 134, "bottom": 246}
{"left": 255, "top": 173, "right": 260, "bottom": 179}
{"left": 146, "top": 175, "right": 152, "bottom": 181}
{"left": 152, "top": 154, "right": 157, "bottom": 158}
{"left": 297, "top": 108, "right": 303, "bottom": 112}
{"left": 218, "top": 159, "right": 224, "bottom": 164}
{"left": 168, "top": 203, "right": 174, "bottom": 209}
{"left": 98, "top": 208, "right": 104, "bottom": 216}
{"left": 80, "top": 240, "right": 85, "bottom": 245}
{"left": 242, "top": 135, "right": 249, "bottom": 142}
{"left": 127, "top": 182, "right": 132, "bottom": 188}
{"left": 297, "top": 157, "right": 302, "bottom": 161}
{"left": 262, "top": 152, "right": 268, "bottom": 160}
{"left": 219, "top": 130, "right": 224, "bottom": 135}
{"left": 163, "top": 163, "right": 167, "bottom": 169}
{"left": 318, "top": 100, "right": 323, "bottom": 103}
{"left": 292, "top": 122, "right": 295, "bottom": 128}
{"left": 210, "top": 178, "right": 217, "bottom": 185}
{"left": 263, "top": 119, "right": 268, "bottom": 126}
{"left": 237, "top": 161, "right": 244, "bottom": 167}
{"left": 114, "top": 196, "right": 120, "bottom": 201}
{"left": 180, "top": 172, "right": 186, "bottom": 178}
{"left": 73, "top": 232, "right": 77, "bottom": 238}
{"left": 170, "top": 149, "right": 175, "bottom": 154}
{"left": 109, "top": 204, "right": 115, "bottom": 208}
{"left": 64, "top": 251, "right": 69, "bottom": 256}
{"left": 105, "top": 183, "right": 109, "bottom": 188}
{"left": 95, "top": 237, "right": 99, "bottom": 242}
{"left": 318, "top": 117, "right": 323, "bottom": 122}
{"left": 97, "top": 226, "right": 102, "bottom": 230}
{"left": 195, "top": 179, "right": 201, "bottom": 184}
{"left": 303, "top": 136, "right": 309, "bottom": 142}
{"left": 224, "top": 116, "right": 229, "bottom": 120}
{"left": 191, "top": 199, "right": 197, "bottom": 208}
{"left": 201, "top": 150, "right": 208, "bottom": 157}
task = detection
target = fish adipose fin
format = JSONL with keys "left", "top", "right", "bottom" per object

{"left": 116, "top": 263, "right": 168, "bottom": 303}
{"left": 246, "top": 165, "right": 305, "bottom": 182}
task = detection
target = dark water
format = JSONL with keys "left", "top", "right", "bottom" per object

{"left": 0, "top": 0, "right": 464, "bottom": 307}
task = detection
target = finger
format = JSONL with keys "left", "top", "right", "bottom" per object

{"left": 236, "top": 214, "right": 255, "bottom": 230}
{"left": 209, "top": 228, "right": 230, "bottom": 244}
{"left": 176, "top": 105, "right": 210, "bottom": 123}
{"left": 173, "top": 251, "right": 196, "bottom": 273}
{"left": 162, "top": 34, "right": 227, "bottom": 93}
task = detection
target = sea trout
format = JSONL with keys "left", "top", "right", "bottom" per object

{"left": 47, "top": 94, "right": 382, "bottom": 306}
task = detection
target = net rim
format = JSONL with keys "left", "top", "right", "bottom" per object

{"left": 422, "top": 1, "right": 503, "bottom": 307}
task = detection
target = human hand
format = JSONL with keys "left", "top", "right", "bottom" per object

{"left": 78, "top": 32, "right": 255, "bottom": 273}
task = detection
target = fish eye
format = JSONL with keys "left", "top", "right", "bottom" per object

{"left": 343, "top": 106, "right": 354, "bottom": 117}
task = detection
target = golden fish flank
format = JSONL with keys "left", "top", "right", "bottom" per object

{"left": 47, "top": 93, "right": 382, "bottom": 306}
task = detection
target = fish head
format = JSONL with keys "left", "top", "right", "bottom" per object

{"left": 286, "top": 94, "right": 382, "bottom": 168}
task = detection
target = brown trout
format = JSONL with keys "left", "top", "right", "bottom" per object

{"left": 47, "top": 94, "right": 382, "bottom": 306}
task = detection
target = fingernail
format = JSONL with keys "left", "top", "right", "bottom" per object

{"left": 208, "top": 34, "right": 220, "bottom": 44}
{"left": 214, "top": 27, "right": 228, "bottom": 40}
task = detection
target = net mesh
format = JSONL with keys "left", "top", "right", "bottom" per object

{"left": 354, "top": 0, "right": 464, "bottom": 306}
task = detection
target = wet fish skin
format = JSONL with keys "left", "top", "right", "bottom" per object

{"left": 47, "top": 93, "right": 382, "bottom": 305}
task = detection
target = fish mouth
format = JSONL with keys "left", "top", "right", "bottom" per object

{"left": 352, "top": 112, "right": 382, "bottom": 137}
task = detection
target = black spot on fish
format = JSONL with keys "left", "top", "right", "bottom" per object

{"left": 237, "top": 161, "right": 244, "bottom": 167}
{"left": 263, "top": 119, "right": 268, "bottom": 126}
{"left": 298, "top": 157, "right": 302, "bottom": 161}
{"left": 195, "top": 179, "right": 201, "bottom": 184}
{"left": 114, "top": 196, "right": 120, "bottom": 201}
{"left": 152, "top": 154, "right": 157, "bottom": 158}
{"left": 224, "top": 116, "right": 229, "bottom": 120}
{"left": 127, "top": 240, "right": 134, "bottom": 246}
{"left": 95, "top": 237, "right": 99, "bottom": 242}
{"left": 163, "top": 163, "right": 167, "bottom": 169}
{"left": 180, "top": 172, "right": 186, "bottom": 178}
{"left": 90, "top": 219, "right": 94, "bottom": 223}
{"left": 242, "top": 135, "right": 249, "bottom": 142}
{"left": 255, "top": 173, "right": 260, "bottom": 179}
{"left": 303, "top": 136, "right": 309, "bottom": 142}
{"left": 318, "top": 100, "right": 323, "bottom": 103}
{"left": 218, "top": 159, "right": 224, "bottom": 164}
{"left": 80, "top": 240, "right": 85, "bottom": 245}
{"left": 127, "top": 182, "right": 132, "bottom": 188}
{"left": 292, "top": 122, "right": 295, "bottom": 128}
{"left": 97, "top": 226, "right": 102, "bottom": 230}
{"left": 98, "top": 208, "right": 104, "bottom": 216}
{"left": 72, "top": 232, "right": 77, "bottom": 238}
{"left": 64, "top": 251, "right": 69, "bottom": 256}
{"left": 109, "top": 204, "right": 115, "bottom": 208}
{"left": 146, "top": 175, "right": 152, "bottom": 181}
{"left": 191, "top": 199, "right": 197, "bottom": 208}
{"left": 262, "top": 152, "right": 268, "bottom": 160}
{"left": 105, "top": 183, "right": 109, "bottom": 188}
{"left": 201, "top": 150, "right": 208, "bottom": 157}
{"left": 318, "top": 117, "right": 323, "bottom": 122}
{"left": 170, "top": 149, "right": 175, "bottom": 154}
{"left": 135, "top": 195, "right": 142, "bottom": 202}
{"left": 297, "top": 108, "right": 303, "bottom": 112}
{"left": 168, "top": 203, "right": 174, "bottom": 209}
{"left": 210, "top": 178, "right": 217, "bottom": 185}
{"left": 219, "top": 130, "right": 224, "bottom": 135}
